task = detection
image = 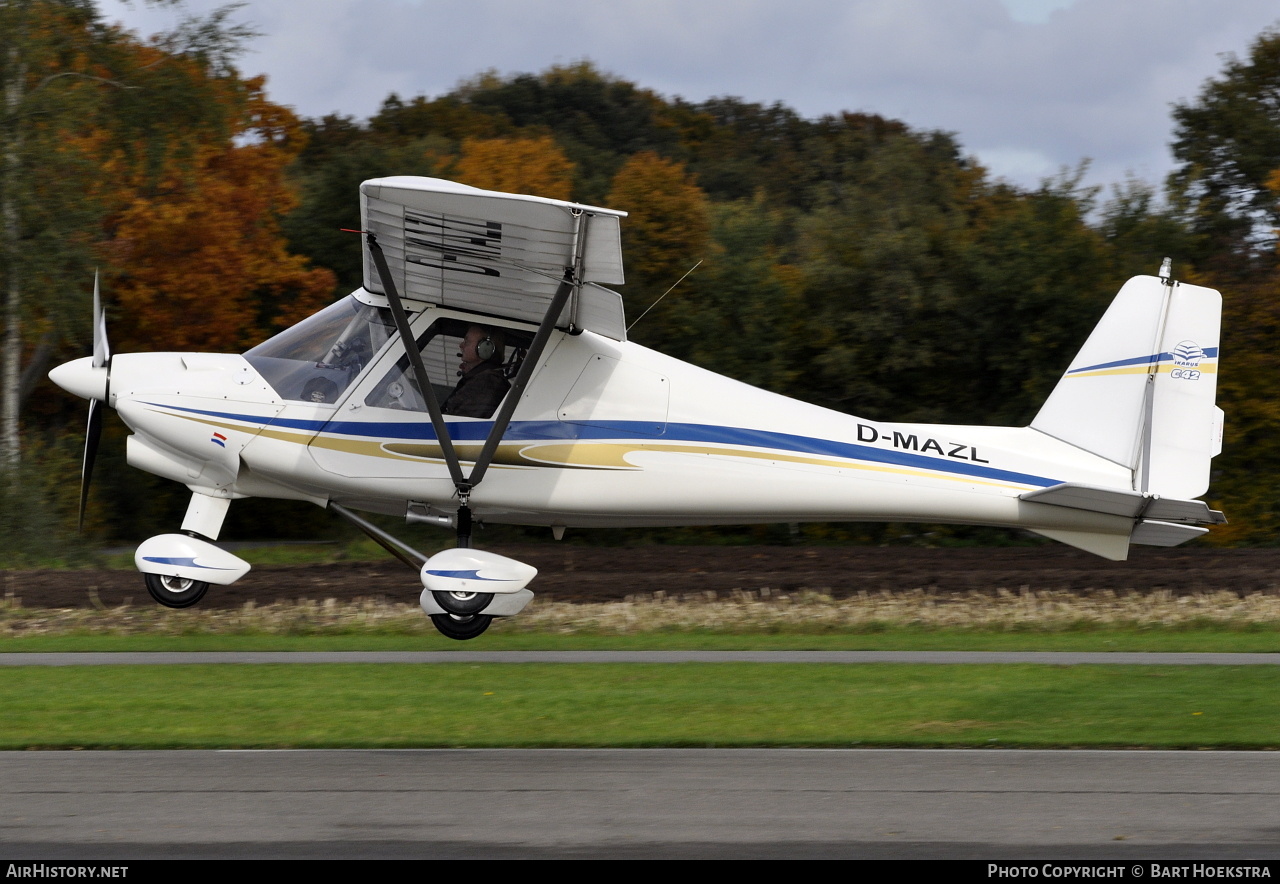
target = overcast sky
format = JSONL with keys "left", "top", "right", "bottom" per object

{"left": 99, "top": 0, "right": 1279, "bottom": 193}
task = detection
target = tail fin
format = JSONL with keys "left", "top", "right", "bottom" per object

{"left": 1030, "top": 272, "right": 1223, "bottom": 499}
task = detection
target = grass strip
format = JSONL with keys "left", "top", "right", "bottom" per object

{"left": 6, "top": 589, "right": 1280, "bottom": 647}
{"left": 4, "top": 628, "right": 1280, "bottom": 653}
{"left": 1, "top": 663, "right": 1278, "bottom": 749}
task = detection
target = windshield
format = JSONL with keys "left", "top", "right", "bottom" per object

{"left": 244, "top": 296, "right": 395, "bottom": 403}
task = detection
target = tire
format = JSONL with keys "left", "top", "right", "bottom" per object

{"left": 432, "top": 589, "right": 494, "bottom": 615}
{"left": 430, "top": 613, "right": 493, "bottom": 641}
{"left": 144, "top": 573, "right": 210, "bottom": 609}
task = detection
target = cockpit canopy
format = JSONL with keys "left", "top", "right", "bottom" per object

{"left": 243, "top": 293, "right": 534, "bottom": 419}
{"left": 244, "top": 295, "right": 394, "bottom": 403}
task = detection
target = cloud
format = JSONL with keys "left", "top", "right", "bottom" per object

{"left": 97, "top": 0, "right": 1280, "bottom": 190}
{"left": 1000, "top": 0, "right": 1077, "bottom": 25}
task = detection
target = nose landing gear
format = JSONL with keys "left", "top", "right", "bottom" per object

{"left": 135, "top": 493, "right": 249, "bottom": 609}
{"left": 144, "top": 574, "right": 210, "bottom": 609}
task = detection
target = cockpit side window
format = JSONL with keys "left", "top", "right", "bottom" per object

{"left": 365, "top": 319, "right": 531, "bottom": 418}
{"left": 244, "top": 297, "right": 395, "bottom": 403}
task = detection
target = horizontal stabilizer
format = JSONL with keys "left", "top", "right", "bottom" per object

{"left": 1020, "top": 483, "right": 1225, "bottom": 524}
{"left": 1130, "top": 520, "right": 1209, "bottom": 547}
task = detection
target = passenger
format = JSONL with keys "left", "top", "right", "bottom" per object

{"left": 442, "top": 325, "right": 510, "bottom": 417}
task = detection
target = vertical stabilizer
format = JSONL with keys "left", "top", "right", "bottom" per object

{"left": 1031, "top": 274, "right": 1222, "bottom": 499}
{"left": 1031, "top": 276, "right": 1164, "bottom": 469}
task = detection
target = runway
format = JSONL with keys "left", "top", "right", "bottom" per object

{"left": 5, "top": 654, "right": 1278, "bottom": 858}
{"left": 5, "top": 651, "right": 1280, "bottom": 665}
{"left": 3, "top": 749, "right": 1280, "bottom": 859}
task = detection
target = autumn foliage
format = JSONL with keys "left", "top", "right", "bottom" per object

{"left": 606, "top": 152, "right": 710, "bottom": 287}
{"left": 453, "top": 135, "right": 575, "bottom": 201}
{"left": 102, "top": 78, "right": 335, "bottom": 352}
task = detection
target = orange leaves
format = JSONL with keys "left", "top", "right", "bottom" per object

{"left": 104, "top": 79, "right": 335, "bottom": 353}
{"left": 453, "top": 135, "right": 575, "bottom": 200}
{"left": 602, "top": 153, "right": 711, "bottom": 348}
{"left": 607, "top": 152, "right": 710, "bottom": 289}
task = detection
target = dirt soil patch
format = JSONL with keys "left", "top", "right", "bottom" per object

{"left": 4, "top": 545, "right": 1278, "bottom": 610}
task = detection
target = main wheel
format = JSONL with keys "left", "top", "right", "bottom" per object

{"left": 430, "top": 613, "right": 493, "bottom": 641}
{"left": 144, "top": 573, "right": 210, "bottom": 609}
{"left": 432, "top": 589, "right": 494, "bottom": 615}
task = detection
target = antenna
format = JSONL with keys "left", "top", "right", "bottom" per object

{"left": 626, "top": 260, "right": 703, "bottom": 332}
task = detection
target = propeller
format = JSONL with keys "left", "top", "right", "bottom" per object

{"left": 78, "top": 272, "right": 110, "bottom": 532}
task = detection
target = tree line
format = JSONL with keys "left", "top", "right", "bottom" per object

{"left": 4, "top": 1, "right": 1280, "bottom": 554}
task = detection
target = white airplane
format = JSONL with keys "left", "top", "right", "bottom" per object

{"left": 48, "top": 176, "right": 1226, "bottom": 639}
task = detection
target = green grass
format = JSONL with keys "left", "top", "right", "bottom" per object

{"left": 1, "top": 663, "right": 1277, "bottom": 749}
{"left": 4, "top": 627, "right": 1280, "bottom": 653}
{"left": 6, "top": 584, "right": 1277, "bottom": 750}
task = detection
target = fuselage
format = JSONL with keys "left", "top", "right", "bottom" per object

{"left": 56, "top": 292, "right": 1134, "bottom": 539}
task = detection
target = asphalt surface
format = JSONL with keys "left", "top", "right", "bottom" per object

{"left": 4, "top": 651, "right": 1280, "bottom": 665}
{"left": 3, "top": 749, "right": 1280, "bottom": 859}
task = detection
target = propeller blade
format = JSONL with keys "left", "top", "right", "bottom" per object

{"left": 79, "top": 398, "right": 103, "bottom": 533}
{"left": 91, "top": 270, "right": 110, "bottom": 369}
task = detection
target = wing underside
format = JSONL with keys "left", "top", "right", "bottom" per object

{"left": 360, "top": 177, "right": 629, "bottom": 339}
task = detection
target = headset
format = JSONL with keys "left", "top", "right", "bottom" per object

{"left": 474, "top": 327, "right": 504, "bottom": 363}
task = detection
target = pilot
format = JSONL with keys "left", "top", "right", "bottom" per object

{"left": 442, "top": 325, "right": 510, "bottom": 417}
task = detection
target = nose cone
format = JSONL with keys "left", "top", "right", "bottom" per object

{"left": 49, "top": 357, "right": 109, "bottom": 402}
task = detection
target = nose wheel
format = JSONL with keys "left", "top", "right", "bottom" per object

{"left": 144, "top": 574, "right": 210, "bottom": 609}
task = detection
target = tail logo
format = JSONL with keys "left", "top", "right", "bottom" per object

{"left": 1172, "top": 341, "right": 1204, "bottom": 367}
{"left": 1170, "top": 341, "right": 1206, "bottom": 381}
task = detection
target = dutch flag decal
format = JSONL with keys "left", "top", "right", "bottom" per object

{"left": 211, "top": 432, "right": 227, "bottom": 448}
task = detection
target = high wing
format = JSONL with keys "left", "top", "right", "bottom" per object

{"left": 360, "top": 176, "right": 629, "bottom": 339}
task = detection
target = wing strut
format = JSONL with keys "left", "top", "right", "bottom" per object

{"left": 468, "top": 268, "right": 573, "bottom": 488}
{"left": 365, "top": 233, "right": 466, "bottom": 491}
{"left": 365, "top": 230, "right": 578, "bottom": 549}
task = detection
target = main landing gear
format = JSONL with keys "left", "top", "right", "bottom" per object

{"left": 429, "top": 587, "right": 496, "bottom": 640}
{"left": 432, "top": 589, "right": 495, "bottom": 615}
{"left": 429, "top": 613, "right": 493, "bottom": 640}
{"left": 328, "top": 503, "right": 536, "bottom": 641}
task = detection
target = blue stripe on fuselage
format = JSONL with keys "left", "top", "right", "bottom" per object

{"left": 147, "top": 402, "right": 1059, "bottom": 488}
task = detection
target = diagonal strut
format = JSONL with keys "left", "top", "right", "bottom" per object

{"left": 365, "top": 231, "right": 578, "bottom": 547}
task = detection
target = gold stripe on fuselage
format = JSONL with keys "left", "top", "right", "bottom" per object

{"left": 162, "top": 409, "right": 1028, "bottom": 489}
{"left": 510, "top": 441, "right": 1024, "bottom": 489}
